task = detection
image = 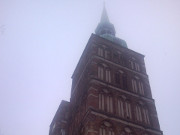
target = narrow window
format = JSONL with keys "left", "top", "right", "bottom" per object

{"left": 125, "top": 102, "right": 132, "bottom": 119}
{"left": 105, "top": 69, "right": 111, "bottom": 83}
{"left": 98, "top": 47, "right": 104, "bottom": 57}
{"left": 119, "top": 54, "right": 125, "bottom": 65}
{"left": 118, "top": 99, "right": 124, "bottom": 117}
{"left": 108, "top": 130, "right": 114, "bottom": 135}
{"left": 113, "top": 53, "right": 119, "bottom": 63}
{"left": 61, "top": 129, "right": 65, "bottom": 135}
{"left": 139, "top": 81, "right": 144, "bottom": 95}
{"left": 105, "top": 49, "right": 111, "bottom": 60}
{"left": 107, "top": 96, "right": 113, "bottom": 113}
{"left": 135, "top": 63, "right": 140, "bottom": 71}
{"left": 143, "top": 108, "right": 150, "bottom": 124}
{"left": 99, "top": 127, "right": 106, "bottom": 135}
{"left": 99, "top": 94, "right": 105, "bottom": 110}
{"left": 122, "top": 75, "right": 128, "bottom": 90}
{"left": 136, "top": 105, "right": 142, "bottom": 122}
{"left": 110, "top": 96, "right": 113, "bottom": 113}
{"left": 129, "top": 60, "right": 134, "bottom": 69}
{"left": 115, "top": 72, "right": 120, "bottom": 84}
{"left": 98, "top": 66, "right": 104, "bottom": 80}
{"left": 132, "top": 79, "right": 138, "bottom": 93}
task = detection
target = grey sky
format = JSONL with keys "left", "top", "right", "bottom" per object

{"left": 0, "top": 0, "right": 180, "bottom": 135}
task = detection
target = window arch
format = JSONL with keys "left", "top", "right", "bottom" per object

{"left": 117, "top": 97, "right": 132, "bottom": 119}
{"left": 125, "top": 100, "right": 132, "bottom": 119}
{"left": 98, "top": 65, "right": 104, "bottom": 80}
{"left": 98, "top": 47, "right": 104, "bottom": 57}
{"left": 105, "top": 68, "right": 111, "bottom": 83}
{"left": 131, "top": 76, "right": 145, "bottom": 96}
{"left": 99, "top": 90, "right": 113, "bottom": 113}
{"left": 142, "top": 107, "right": 150, "bottom": 124}
{"left": 135, "top": 103, "right": 150, "bottom": 125}
{"left": 98, "top": 64, "right": 111, "bottom": 83}
{"left": 129, "top": 57, "right": 140, "bottom": 72}
{"left": 99, "top": 121, "right": 115, "bottom": 135}
{"left": 105, "top": 49, "right": 111, "bottom": 60}
{"left": 135, "top": 104, "right": 143, "bottom": 122}
{"left": 115, "top": 70, "right": 127, "bottom": 90}
{"left": 117, "top": 97, "right": 124, "bottom": 118}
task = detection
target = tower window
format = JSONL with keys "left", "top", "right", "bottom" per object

{"left": 129, "top": 59, "right": 141, "bottom": 72}
{"left": 139, "top": 81, "right": 144, "bottom": 95}
{"left": 142, "top": 108, "right": 150, "bottom": 124}
{"left": 99, "top": 92, "right": 113, "bottom": 113}
{"left": 98, "top": 66, "right": 104, "bottom": 80}
{"left": 135, "top": 63, "right": 140, "bottom": 71}
{"left": 115, "top": 70, "right": 127, "bottom": 90}
{"left": 118, "top": 98, "right": 124, "bottom": 117}
{"left": 132, "top": 79, "right": 138, "bottom": 93}
{"left": 131, "top": 78, "right": 145, "bottom": 96}
{"left": 99, "top": 122, "right": 114, "bottom": 135}
{"left": 106, "top": 95, "right": 113, "bottom": 113}
{"left": 98, "top": 47, "right": 104, "bottom": 57}
{"left": 99, "top": 127, "right": 106, "bottom": 135}
{"left": 99, "top": 93, "right": 105, "bottom": 111}
{"left": 125, "top": 101, "right": 132, "bottom": 119}
{"left": 105, "top": 49, "right": 111, "bottom": 60}
{"left": 136, "top": 105, "right": 142, "bottom": 122}
{"left": 122, "top": 75, "right": 128, "bottom": 90}
{"left": 105, "top": 69, "right": 111, "bottom": 83}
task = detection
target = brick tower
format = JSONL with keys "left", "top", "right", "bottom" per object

{"left": 49, "top": 6, "right": 163, "bottom": 135}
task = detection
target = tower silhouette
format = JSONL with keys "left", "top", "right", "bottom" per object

{"left": 49, "top": 6, "right": 163, "bottom": 135}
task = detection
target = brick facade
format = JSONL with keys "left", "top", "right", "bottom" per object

{"left": 49, "top": 34, "right": 163, "bottom": 135}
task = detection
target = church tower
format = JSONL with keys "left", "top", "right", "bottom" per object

{"left": 49, "top": 6, "right": 163, "bottom": 135}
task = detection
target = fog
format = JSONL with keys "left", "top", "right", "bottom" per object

{"left": 0, "top": 0, "right": 180, "bottom": 135}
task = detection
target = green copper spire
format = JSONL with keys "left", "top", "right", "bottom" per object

{"left": 95, "top": 5, "right": 128, "bottom": 48}
{"left": 100, "top": 4, "right": 110, "bottom": 23}
{"left": 95, "top": 5, "right": 115, "bottom": 36}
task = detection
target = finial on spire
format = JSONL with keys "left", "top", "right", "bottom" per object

{"left": 95, "top": 3, "right": 127, "bottom": 48}
{"left": 100, "top": 2, "right": 110, "bottom": 23}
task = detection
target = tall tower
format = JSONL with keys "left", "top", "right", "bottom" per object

{"left": 49, "top": 6, "right": 163, "bottom": 135}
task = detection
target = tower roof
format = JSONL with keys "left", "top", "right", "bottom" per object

{"left": 95, "top": 5, "right": 115, "bottom": 36}
{"left": 100, "top": 5, "right": 110, "bottom": 23}
{"left": 95, "top": 5, "right": 128, "bottom": 48}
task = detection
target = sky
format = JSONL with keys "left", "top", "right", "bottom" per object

{"left": 0, "top": 0, "right": 180, "bottom": 135}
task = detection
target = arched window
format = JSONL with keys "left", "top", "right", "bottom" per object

{"left": 98, "top": 47, "right": 104, "bottom": 57}
{"left": 135, "top": 63, "right": 140, "bottom": 71}
{"left": 98, "top": 64, "right": 111, "bottom": 83}
{"left": 107, "top": 95, "right": 113, "bottom": 113}
{"left": 99, "top": 126, "right": 106, "bottom": 135}
{"left": 142, "top": 107, "right": 150, "bottom": 124}
{"left": 99, "top": 90, "right": 113, "bottom": 113}
{"left": 115, "top": 70, "right": 127, "bottom": 90}
{"left": 105, "top": 49, "right": 111, "bottom": 60}
{"left": 122, "top": 74, "right": 128, "bottom": 90}
{"left": 138, "top": 81, "right": 144, "bottom": 95}
{"left": 98, "top": 65, "right": 104, "bottom": 80}
{"left": 118, "top": 98, "right": 124, "bottom": 117}
{"left": 135, "top": 104, "right": 143, "bottom": 122}
{"left": 131, "top": 77, "right": 144, "bottom": 96}
{"left": 60, "top": 129, "right": 65, "bottom": 135}
{"left": 135, "top": 102, "right": 151, "bottom": 125}
{"left": 129, "top": 57, "right": 141, "bottom": 72}
{"left": 132, "top": 79, "right": 138, "bottom": 93}
{"left": 99, "top": 93, "right": 105, "bottom": 111}
{"left": 99, "top": 121, "right": 114, "bottom": 135}
{"left": 125, "top": 101, "right": 132, "bottom": 119}
{"left": 105, "top": 68, "right": 111, "bottom": 83}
